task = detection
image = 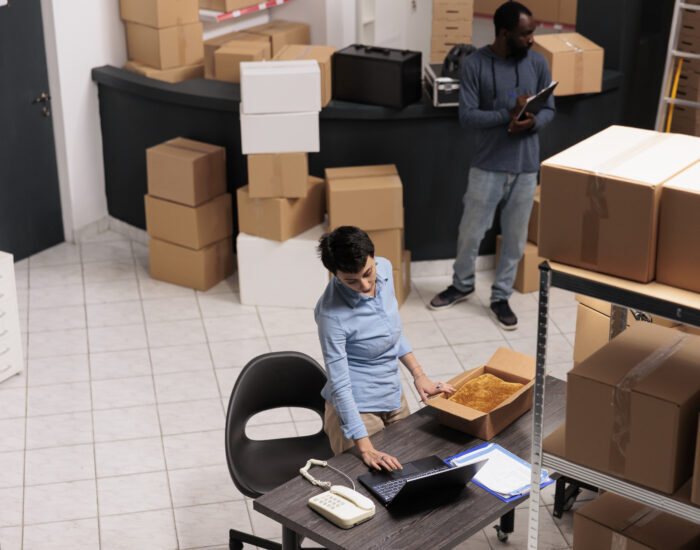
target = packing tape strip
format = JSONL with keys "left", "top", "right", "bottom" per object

{"left": 608, "top": 334, "right": 687, "bottom": 475}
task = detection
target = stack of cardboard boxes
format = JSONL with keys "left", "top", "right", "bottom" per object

{"left": 325, "top": 165, "right": 411, "bottom": 306}
{"left": 198, "top": 0, "right": 251, "bottom": 13}
{"left": 145, "top": 138, "right": 234, "bottom": 290}
{"left": 671, "top": 7, "right": 700, "bottom": 135}
{"left": 120, "top": 0, "right": 205, "bottom": 83}
{"left": 431, "top": 0, "right": 474, "bottom": 64}
{"left": 236, "top": 58, "right": 327, "bottom": 308}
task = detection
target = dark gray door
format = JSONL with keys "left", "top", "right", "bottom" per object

{"left": 0, "top": 0, "right": 64, "bottom": 261}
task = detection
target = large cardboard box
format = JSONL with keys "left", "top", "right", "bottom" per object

{"left": 327, "top": 174, "right": 404, "bottom": 231}
{"left": 204, "top": 31, "right": 270, "bottom": 79}
{"left": 428, "top": 347, "right": 535, "bottom": 440}
{"left": 244, "top": 20, "right": 311, "bottom": 56}
{"left": 124, "top": 60, "right": 203, "bottom": 83}
{"left": 566, "top": 323, "right": 700, "bottom": 494}
{"left": 495, "top": 236, "right": 544, "bottom": 294}
{"left": 575, "top": 295, "right": 681, "bottom": 329}
{"left": 433, "top": 1, "right": 474, "bottom": 21}
{"left": 240, "top": 111, "right": 319, "bottom": 154}
{"left": 125, "top": 21, "right": 203, "bottom": 70}
{"left": 656, "top": 161, "right": 700, "bottom": 293}
{"left": 236, "top": 176, "right": 325, "bottom": 242}
{"left": 532, "top": 33, "right": 603, "bottom": 96}
{"left": 120, "top": 0, "right": 199, "bottom": 28}
{"left": 368, "top": 228, "right": 404, "bottom": 271}
{"left": 273, "top": 45, "right": 337, "bottom": 107}
{"left": 432, "top": 20, "right": 472, "bottom": 37}
{"left": 539, "top": 126, "right": 700, "bottom": 282}
{"left": 240, "top": 60, "right": 321, "bottom": 114}
{"left": 144, "top": 193, "right": 233, "bottom": 249}
{"left": 247, "top": 153, "right": 308, "bottom": 199}
{"left": 325, "top": 165, "right": 398, "bottom": 180}
{"left": 474, "top": 0, "right": 577, "bottom": 25}
{"left": 573, "top": 492, "right": 700, "bottom": 550}
{"left": 214, "top": 42, "right": 268, "bottom": 83}
{"left": 149, "top": 236, "right": 234, "bottom": 291}
{"left": 199, "top": 0, "right": 251, "bottom": 12}
{"left": 692, "top": 413, "right": 700, "bottom": 506}
{"left": 528, "top": 187, "right": 540, "bottom": 244}
{"left": 393, "top": 249, "right": 412, "bottom": 307}
{"left": 146, "top": 138, "right": 226, "bottom": 206}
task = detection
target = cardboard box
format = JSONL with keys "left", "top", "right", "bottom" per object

{"left": 125, "top": 21, "right": 203, "bottom": 70}
{"left": 240, "top": 60, "right": 321, "bottom": 114}
{"left": 236, "top": 176, "right": 325, "bottom": 241}
{"left": 240, "top": 111, "right": 319, "bottom": 155}
{"left": 204, "top": 31, "right": 270, "bottom": 79}
{"left": 428, "top": 347, "right": 535, "bottom": 440}
{"left": 199, "top": 0, "right": 251, "bottom": 12}
{"left": 393, "top": 249, "right": 412, "bottom": 307}
{"left": 432, "top": 20, "right": 472, "bottom": 37}
{"left": 539, "top": 126, "right": 700, "bottom": 282}
{"left": 327, "top": 175, "right": 404, "bottom": 231}
{"left": 573, "top": 492, "right": 700, "bottom": 550}
{"left": 247, "top": 153, "right": 308, "bottom": 199}
{"left": 575, "top": 295, "right": 681, "bottom": 329}
{"left": 532, "top": 33, "right": 603, "bottom": 96}
{"left": 214, "top": 42, "right": 268, "bottom": 83}
{"left": 529, "top": 0, "right": 578, "bottom": 26}
{"left": 244, "top": 20, "right": 311, "bottom": 56}
{"left": 528, "top": 187, "right": 540, "bottom": 244}
{"left": 692, "top": 412, "right": 700, "bottom": 506}
{"left": 368, "top": 228, "right": 404, "bottom": 272}
{"left": 124, "top": 60, "right": 203, "bottom": 83}
{"left": 566, "top": 323, "right": 700, "bottom": 494}
{"left": 120, "top": 0, "right": 199, "bottom": 28}
{"left": 656, "top": 161, "right": 700, "bottom": 293}
{"left": 473, "top": 0, "right": 501, "bottom": 15}
{"left": 431, "top": 38, "right": 468, "bottom": 54}
{"left": 433, "top": 1, "right": 474, "bottom": 21}
{"left": 144, "top": 193, "right": 233, "bottom": 249}
{"left": 146, "top": 138, "right": 226, "bottom": 206}
{"left": 273, "top": 45, "right": 337, "bottom": 107}
{"left": 325, "top": 165, "right": 398, "bottom": 180}
{"left": 495, "top": 237, "right": 545, "bottom": 294}
{"left": 149, "top": 236, "right": 234, "bottom": 291}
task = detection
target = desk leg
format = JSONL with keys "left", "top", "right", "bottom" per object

{"left": 282, "top": 526, "right": 300, "bottom": 550}
{"left": 493, "top": 509, "right": 515, "bottom": 543}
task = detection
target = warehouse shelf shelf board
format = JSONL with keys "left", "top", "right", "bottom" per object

{"left": 199, "top": 0, "right": 295, "bottom": 23}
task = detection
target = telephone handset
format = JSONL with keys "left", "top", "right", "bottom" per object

{"left": 300, "top": 459, "right": 376, "bottom": 529}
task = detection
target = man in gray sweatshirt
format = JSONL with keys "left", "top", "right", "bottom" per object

{"left": 429, "top": 1, "right": 555, "bottom": 330}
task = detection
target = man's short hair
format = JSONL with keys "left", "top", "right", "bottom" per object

{"left": 318, "top": 226, "right": 375, "bottom": 274}
{"left": 494, "top": 1, "right": 532, "bottom": 35}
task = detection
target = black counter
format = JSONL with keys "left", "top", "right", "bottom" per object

{"left": 92, "top": 65, "right": 623, "bottom": 261}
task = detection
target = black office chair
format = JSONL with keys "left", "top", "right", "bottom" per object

{"left": 225, "top": 351, "right": 334, "bottom": 550}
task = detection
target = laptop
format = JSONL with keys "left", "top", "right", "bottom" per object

{"left": 357, "top": 455, "right": 487, "bottom": 507}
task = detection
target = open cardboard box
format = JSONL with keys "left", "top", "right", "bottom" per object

{"left": 427, "top": 347, "right": 535, "bottom": 440}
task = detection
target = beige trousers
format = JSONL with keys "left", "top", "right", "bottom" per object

{"left": 323, "top": 394, "right": 410, "bottom": 455}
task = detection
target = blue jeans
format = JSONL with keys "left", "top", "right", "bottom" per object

{"left": 452, "top": 167, "right": 538, "bottom": 302}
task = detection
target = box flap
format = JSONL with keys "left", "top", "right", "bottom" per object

{"left": 325, "top": 165, "right": 398, "bottom": 180}
{"left": 664, "top": 159, "right": 700, "bottom": 193}
{"left": 329, "top": 175, "right": 403, "bottom": 193}
{"left": 485, "top": 347, "right": 535, "bottom": 380}
{"left": 164, "top": 137, "right": 223, "bottom": 156}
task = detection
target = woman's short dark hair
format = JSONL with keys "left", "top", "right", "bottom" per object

{"left": 318, "top": 226, "right": 375, "bottom": 274}
{"left": 494, "top": 1, "right": 532, "bottom": 35}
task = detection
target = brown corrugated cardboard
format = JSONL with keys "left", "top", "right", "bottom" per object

{"left": 273, "top": 45, "right": 336, "bottom": 107}
{"left": 573, "top": 303, "right": 611, "bottom": 367}
{"left": 692, "top": 413, "right": 700, "bottom": 505}
{"left": 656, "top": 161, "right": 700, "bottom": 293}
{"left": 428, "top": 348, "right": 535, "bottom": 440}
{"left": 432, "top": 20, "right": 472, "bottom": 36}
{"left": 198, "top": 0, "right": 251, "bottom": 12}
{"left": 325, "top": 165, "right": 398, "bottom": 180}
{"left": 204, "top": 31, "right": 270, "bottom": 79}
{"left": 124, "top": 60, "right": 203, "bottom": 83}
{"left": 532, "top": 32, "right": 603, "bottom": 96}
{"left": 247, "top": 153, "right": 308, "bottom": 199}
{"left": 496, "top": 236, "right": 544, "bottom": 294}
{"left": 144, "top": 193, "right": 233, "bottom": 249}
{"left": 125, "top": 21, "right": 203, "bottom": 70}
{"left": 393, "top": 249, "right": 411, "bottom": 307}
{"left": 431, "top": 37, "right": 468, "bottom": 54}
{"left": 149, "top": 236, "right": 234, "bottom": 291}
{"left": 236, "top": 176, "right": 325, "bottom": 242}
{"left": 244, "top": 20, "right": 310, "bottom": 56}
{"left": 214, "top": 42, "right": 268, "bottom": 83}
{"left": 433, "top": 1, "right": 474, "bottom": 21}
{"left": 566, "top": 323, "right": 700, "bottom": 494}
{"left": 146, "top": 138, "right": 226, "bottom": 206}
{"left": 528, "top": 187, "right": 540, "bottom": 244}
{"left": 573, "top": 492, "right": 700, "bottom": 550}
{"left": 539, "top": 126, "right": 700, "bottom": 282}
{"left": 368, "top": 228, "right": 404, "bottom": 272}
{"left": 327, "top": 175, "right": 404, "bottom": 231}
{"left": 475, "top": 0, "right": 577, "bottom": 25}
{"left": 120, "top": 0, "right": 199, "bottom": 28}
{"left": 575, "top": 295, "right": 681, "bottom": 329}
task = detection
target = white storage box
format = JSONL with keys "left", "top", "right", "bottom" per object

{"left": 240, "top": 60, "right": 321, "bottom": 114}
{"left": 237, "top": 223, "right": 329, "bottom": 308}
{"left": 240, "top": 111, "right": 320, "bottom": 154}
{"left": 0, "top": 252, "right": 24, "bottom": 384}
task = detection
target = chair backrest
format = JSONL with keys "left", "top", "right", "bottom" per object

{"left": 225, "top": 351, "right": 333, "bottom": 498}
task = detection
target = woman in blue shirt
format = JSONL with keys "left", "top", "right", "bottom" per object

{"left": 315, "top": 226, "right": 455, "bottom": 471}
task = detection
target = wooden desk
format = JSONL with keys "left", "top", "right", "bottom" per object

{"left": 254, "top": 377, "right": 566, "bottom": 550}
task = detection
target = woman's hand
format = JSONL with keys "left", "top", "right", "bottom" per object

{"left": 355, "top": 437, "right": 402, "bottom": 471}
{"left": 414, "top": 374, "right": 455, "bottom": 403}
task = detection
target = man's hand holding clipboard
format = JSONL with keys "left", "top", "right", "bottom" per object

{"left": 507, "top": 81, "right": 558, "bottom": 134}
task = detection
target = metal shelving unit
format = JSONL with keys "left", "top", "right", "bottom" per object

{"left": 526, "top": 261, "right": 700, "bottom": 550}
{"left": 199, "top": 0, "right": 295, "bottom": 23}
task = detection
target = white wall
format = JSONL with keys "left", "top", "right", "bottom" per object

{"left": 270, "top": 0, "right": 328, "bottom": 44}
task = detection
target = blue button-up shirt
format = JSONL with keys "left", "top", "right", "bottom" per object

{"left": 314, "top": 257, "right": 412, "bottom": 440}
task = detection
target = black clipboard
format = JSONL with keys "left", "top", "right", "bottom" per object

{"left": 515, "top": 81, "right": 557, "bottom": 120}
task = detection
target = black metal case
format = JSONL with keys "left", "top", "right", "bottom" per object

{"left": 424, "top": 63, "right": 460, "bottom": 108}
{"left": 332, "top": 44, "right": 422, "bottom": 109}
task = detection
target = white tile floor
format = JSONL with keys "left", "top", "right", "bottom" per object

{"left": 0, "top": 231, "right": 585, "bottom": 550}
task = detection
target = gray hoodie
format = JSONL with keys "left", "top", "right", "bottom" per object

{"left": 459, "top": 45, "right": 555, "bottom": 174}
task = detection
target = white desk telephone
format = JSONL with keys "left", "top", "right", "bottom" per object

{"left": 300, "top": 459, "right": 375, "bottom": 529}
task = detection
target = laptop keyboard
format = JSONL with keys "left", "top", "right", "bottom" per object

{"left": 374, "top": 466, "right": 448, "bottom": 501}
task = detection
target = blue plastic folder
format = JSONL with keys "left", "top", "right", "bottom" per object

{"left": 445, "top": 443, "right": 554, "bottom": 503}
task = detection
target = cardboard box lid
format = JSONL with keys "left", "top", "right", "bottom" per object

{"left": 274, "top": 44, "right": 336, "bottom": 62}
{"left": 542, "top": 126, "right": 700, "bottom": 187}
{"left": 150, "top": 137, "right": 224, "bottom": 160}
{"left": 240, "top": 59, "right": 320, "bottom": 78}
{"left": 329, "top": 174, "right": 402, "bottom": 193}
{"left": 534, "top": 32, "right": 602, "bottom": 53}
{"left": 664, "top": 158, "right": 700, "bottom": 193}
{"left": 325, "top": 165, "right": 398, "bottom": 180}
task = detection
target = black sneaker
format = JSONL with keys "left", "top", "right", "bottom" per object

{"left": 490, "top": 300, "right": 518, "bottom": 330}
{"left": 429, "top": 285, "right": 474, "bottom": 310}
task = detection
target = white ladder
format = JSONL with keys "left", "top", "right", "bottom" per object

{"left": 655, "top": 1, "right": 700, "bottom": 131}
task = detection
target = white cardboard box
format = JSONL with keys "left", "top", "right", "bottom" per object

{"left": 240, "top": 60, "right": 321, "bottom": 115}
{"left": 240, "top": 111, "right": 319, "bottom": 154}
{"left": 237, "top": 223, "right": 329, "bottom": 308}
{"left": 0, "top": 252, "right": 24, "bottom": 385}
